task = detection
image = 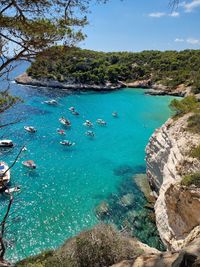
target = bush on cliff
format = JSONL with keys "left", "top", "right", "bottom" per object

{"left": 190, "top": 144, "right": 200, "bottom": 160}
{"left": 169, "top": 96, "right": 199, "bottom": 117}
{"left": 16, "top": 224, "right": 139, "bottom": 267}
{"left": 187, "top": 113, "right": 200, "bottom": 133}
{"left": 181, "top": 172, "right": 200, "bottom": 187}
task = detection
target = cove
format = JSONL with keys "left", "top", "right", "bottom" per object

{"left": 0, "top": 79, "right": 176, "bottom": 262}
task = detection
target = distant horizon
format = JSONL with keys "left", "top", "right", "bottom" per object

{"left": 77, "top": 47, "right": 200, "bottom": 53}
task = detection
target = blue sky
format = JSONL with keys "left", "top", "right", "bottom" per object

{"left": 80, "top": 0, "right": 200, "bottom": 52}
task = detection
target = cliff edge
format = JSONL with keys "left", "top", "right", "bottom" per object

{"left": 146, "top": 113, "right": 200, "bottom": 251}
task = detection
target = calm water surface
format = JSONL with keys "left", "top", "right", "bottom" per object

{"left": 0, "top": 64, "right": 176, "bottom": 261}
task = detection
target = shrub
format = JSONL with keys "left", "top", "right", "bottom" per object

{"left": 190, "top": 144, "right": 200, "bottom": 159}
{"left": 181, "top": 172, "right": 200, "bottom": 187}
{"left": 17, "top": 224, "right": 139, "bottom": 267}
{"left": 169, "top": 96, "right": 199, "bottom": 117}
{"left": 187, "top": 113, "right": 200, "bottom": 133}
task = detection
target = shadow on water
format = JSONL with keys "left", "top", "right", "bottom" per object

{"left": 95, "top": 164, "right": 165, "bottom": 251}
{"left": 13, "top": 104, "right": 52, "bottom": 117}
{"left": 113, "top": 164, "right": 146, "bottom": 177}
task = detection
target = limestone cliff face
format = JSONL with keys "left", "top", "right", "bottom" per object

{"left": 146, "top": 114, "right": 200, "bottom": 251}
{"left": 15, "top": 73, "right": 123, "bottom": 90}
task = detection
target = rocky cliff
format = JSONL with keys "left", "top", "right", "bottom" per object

{"left": 15, "top": 73, "right": 123, "bottom": 91}
{"left": 146, "top": 114, "right": 200, "bottom": 251}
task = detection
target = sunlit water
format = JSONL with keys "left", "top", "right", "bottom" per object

{"left": 0, "top": 63, "right": 176, "bottom": 262}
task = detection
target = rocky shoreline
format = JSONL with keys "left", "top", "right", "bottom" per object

{"left": 146, "top": 114, "right": 200, "bottom": 251}
{"left": 15, "top": 73, "right": 192, "bottom": 96}
{"left": 15, "top": 73, "right": 123, "bottom": 91}
{"left": 124, "top": 80, "right": 192, "bottom": 97}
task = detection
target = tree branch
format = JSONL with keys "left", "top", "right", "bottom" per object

{"left": 3, "top": 146, "right": 25, "bottom": 177}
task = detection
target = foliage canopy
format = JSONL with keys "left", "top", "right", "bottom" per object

{"left": 27, "top": 47, "right": 200, "bottom": 91}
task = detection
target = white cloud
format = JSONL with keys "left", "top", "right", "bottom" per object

{"left": 174, "top": 37, "right": 200, "bottom": 45}
{"left": 182, "top": 0, "right": 200, "bottom": 12}
{"left": 148, "top": 11, "right": 180, "bottom": 18}
{"left": 148, "top": 12, "right": 166, "bottom": 18}
{"left": 175, "top": 38, "right": 184, "bottom": 42}
{"left": 186, "top": 38, "right": 200, "bottom": 45}
{"left": 169, "top": 11, "right": 180, "bottom": 17}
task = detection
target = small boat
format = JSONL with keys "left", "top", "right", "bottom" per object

{"left": 44, "top": 99, "right": 58, "bottom": 105}
{"left": 5, "top": 186, "right": 20, "bottom": 194}
{"left": 83, "top": 120, "right": 93, "bottom": 127}
{"left": 22, "top": 146, "right": 27, "bottom": 152}
{"left": 96, "top": 119, "right": 107, "bottom": 126}
{"left": 57, "top": 129, "right": 66, "bottom": 135}
{"left": 0, "top": 140, "right": 13, "bottom": 148}
{"left": 60, "top": 140, "right": 75, "bottom": 146}
{"left": 24, "top": 126, "right": 37, "bottom": 133}
{"left": 68, "top": 107, "right": 75, "bottom": 112}
{"left": 59, "top": 117, "right": 71, "bottom": 127}
{"left": 112, "top": 112, "right": 118, "bottom": 118}
{"left": 85, "top": 131, "right": 95, "bottom": 137}
{"left": 0, "top": 162, "right": 10, "bottom": 190}
{"left": 22, "top": 160, "right": 36, "bottom": 169}
{"left": 71, "top": 111, "right": 79, "bottom": 116}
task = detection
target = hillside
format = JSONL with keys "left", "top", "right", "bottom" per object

{"left": 21, "top": 47, "right": 200, "bottom": 94}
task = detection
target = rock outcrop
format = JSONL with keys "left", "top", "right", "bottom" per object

{"left": 15, "top": 73, "right": 123, "bottom": 91}
{"left": 124, "top": 80, "right": 192, "bottom": 96}
{"left": 148, "top": 83, "right": 192, "bottom": 97}
{"left": 111, "top": 234, "right": 200, "bottom": 267}
{"left": 146, "top": 114, "right": 200, "bottom": 251}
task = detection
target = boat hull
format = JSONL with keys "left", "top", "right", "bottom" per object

{"left": 0, "top": 162, "right": 10, "bottom": 190}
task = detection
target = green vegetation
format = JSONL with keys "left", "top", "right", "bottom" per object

{"left": 16, "top": 224, "right": 139, "bottom": 267}
{"left": 169, "top": 96, "right": 199, "bottom": 117}
{"left": 0, "top": 91, "right": 20, "bottom": 113}
{"left": 27, "top": 47, "right": 200, "bottom": 89}
{"left": 187, "top": 113, "right": 200, "bottom": 133}
{"left": 190, "top": 144, "right": 200, "bottom": 160}
{"left": 181, "top": 172, "right": 200, "bottom": 187}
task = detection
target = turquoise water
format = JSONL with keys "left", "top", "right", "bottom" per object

{"left": 0, "top": 71, "right": 176, "bottom": 261}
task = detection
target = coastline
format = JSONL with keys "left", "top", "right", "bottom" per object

{"left": 15, "top": 73, "right": 123, "bottom": 91}
{"left": 15, "top": 73, "right": 191, "bottom": 96}
{"left": 146, "top": 114, "right": 200, "bottom": 251}
{"left": 12, "top": 72, "right": 200, "bottom": 266}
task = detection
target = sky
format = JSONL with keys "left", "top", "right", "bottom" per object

{"left": 80, "top": 0, "right": 200, "bottom": 52}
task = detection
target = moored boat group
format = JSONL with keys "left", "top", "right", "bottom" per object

{"left": 0, "top": 99, "right": 119, "bottom": 194}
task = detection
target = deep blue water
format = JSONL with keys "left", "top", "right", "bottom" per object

{"left": 0, "top": 62, "right": 176, "bottom": 262}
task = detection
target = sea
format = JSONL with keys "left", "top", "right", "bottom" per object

{"left": 0, "top": 62, "right": 177, "bottom": 262}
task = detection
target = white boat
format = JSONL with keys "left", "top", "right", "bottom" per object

{"left": 44, "top": 99, "right": 58, "bottom": 105}
{"left": 112, "top": 112, "right": 118, "bottom": 117}
{"left": 24, "top": 126, "right": 37, "bottom": 133}
{"left": 57, "top": 129, "right": 66, "bottom": 135}
{"left": 22, "top": 146, "right": 27, "bottom": 152}
{"left": 0, "top": 140, "right": 13, "bottom": 148}
{"left": 59, "top": 117, "right": 71, "bottom": 127}
{"left": 85, "top": 131, "right": 95, "bottom": 137}
{"left": 83, "top": 120, "right": 93, "bottom": 127}
{"left": 68, "top": 106, "right": 75, "bottom": 112}
{"left": 22, "top": 160, "right": 36, "bottom": 169}
{"left": 60, "top": 140, "right": 75, "bottom": 147}
{"left": 96, "top": 119, "right": 107, "bottom": 126}
{"left": 0, "top": 162, "right": 10, "bottom": 190}
{"left": 5, "top": 186, "right": 20, "bottom": 194}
